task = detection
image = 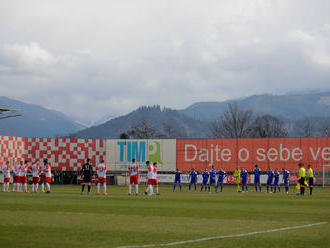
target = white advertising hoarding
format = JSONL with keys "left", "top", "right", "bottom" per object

{"left": 106, "top": 139, "right": 176, "bottom": 172}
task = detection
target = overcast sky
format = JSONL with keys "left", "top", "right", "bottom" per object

{"left": 0, "top": 0, "right": 330, "bottom": 121}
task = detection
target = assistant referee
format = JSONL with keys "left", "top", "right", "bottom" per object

{"left": 307, "top": 164, "right": 314, "bottom": 195}
{"left": 298, "top": 163, "right": 306, "bottom": 196}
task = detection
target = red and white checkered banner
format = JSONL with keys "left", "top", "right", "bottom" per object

{"left": 0, "top": 136, "right": 106, "bottom": 171}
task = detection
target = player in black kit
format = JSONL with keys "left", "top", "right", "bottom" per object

{"left": 80, "top": 158, "right": 94, "bottom": 195}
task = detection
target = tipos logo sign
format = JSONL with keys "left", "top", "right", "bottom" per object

{"left": 117, "top": 141, "right": 162, "bottom": 163}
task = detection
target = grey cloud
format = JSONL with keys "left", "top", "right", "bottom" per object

{"left": 0, "top": 0, "right": 330, "bottom": 120}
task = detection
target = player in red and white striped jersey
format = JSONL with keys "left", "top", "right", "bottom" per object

{"left": 13, "top": 161, "right": 21, "bottom": 192}
{"left": 30, "top": 161, "right": 40, "bottom": 193}
{"left": 44, "top": 160, "right": 52, "bottom": 193}
{"left": 96, "top": 160, "right": 107, "bottom": 195}
{"left": 19, "top": 161, "right": 29, "bottom": 193}
{"left": 128, "top": 158, "right": 139, "bottom": 195}
{"left": 2, "top": 161, "right": 11, "bottom": 192}
{"left": 40, "top": 160, "right": 47, "bottom": 192}
{"left": 145, "top": 162, "right": 158, "bottom": 196}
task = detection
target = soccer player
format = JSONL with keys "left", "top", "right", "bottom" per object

{"left": 241, "top": 168, "right": 248, "bottom": 192}
{"left": 19, "top": 160, "right": 29, "bottom": 193}
{"left": 266, "top": 166, "right": 274, "bottom": 193}
{"left": 31, "top": 161, "right": 40, "bottom": 193}
{"left": 234, "top": 166, "right": 241, "bottom": 192}
{"left": 2, "top": 161, "right": 11, "bottom": 192}
{"left": 307, "top": 164, "right": 314, "bottom": 195}
{"left": 44, "top": 160, "right": 52, "bottom": 193}
{"left": 96, "top": 159, "right": 107, "bottom": 195}
{"left": 145, "top": 162, "right": 158, "bottom": 196}
{"left": 13, "top": 161, "right": 21, "bottom": 192}
{"left": 216, "top": 168, "right": 227, "bottom": 192}
{"left": 188, "top": 168, "right": 197, "bottom": 191}
{"left": 40, "top": 159, "right": 47, "bottom": 193}
{"left": 273, "top": 168, "right": 280, "bottom": 193}
{"left": 201, "top": 169, "right": 209, "bottom": 191}
{"left": 80, "top": 158, "right": 94, "bottom": 195}
{"left": 173, "top": 168, "right": 182, "bottom": 192}
{"left": 208, "top": 166, "right": 217, "bottom": 192}
{"left": 253, "top": 164, "right": 262, "bottom": 192}
{"left": 298, "top": 163, "right": 306, "bottom": 196}
{"left": 128, "top": 158, "right": 139, "bottom": 195}
{"left": 282, "top": 168, "right": 290, "bottom": 194}
{"left": 153, "top": 162, "right": 160, "bottom": 195}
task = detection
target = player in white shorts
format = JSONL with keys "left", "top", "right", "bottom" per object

{"left": 2, "top": 160, "right": 11, "bottom": 192}
{"left": 128, "top": 158, "right": 139, "bottom": 195}
{"left": 30, "top": 161, "right": 40, "bottom": 193}
{"left": 19, "top": 161, "right": 29, "bottom": 193}
{"left": 145, "top": 162, "right": 159, "bottom": 196}
{"left": 40, "top": 160, "right": 47, "bottom": 192}
{"left": 44, "top": 160, "right": 52, "bottom": 193}
{"left": 96, "top": 159, "right": 108, "bottom": 195}
{"left": 13, "top": 161, "right": 21, "bottom": 192}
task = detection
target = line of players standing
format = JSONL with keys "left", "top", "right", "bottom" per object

{"left": 173, "top": 163, "right": 314, "bottom": 195}
{"left": 1, "top": 159, "right": 52, "bottom": 193}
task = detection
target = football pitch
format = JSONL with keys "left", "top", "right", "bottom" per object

{"left": 0, "top": 185, "right": 329, "bottom": 248}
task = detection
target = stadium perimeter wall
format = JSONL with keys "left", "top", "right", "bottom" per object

{"left": 0, "top": 136, "right": 329, "bottom": 173}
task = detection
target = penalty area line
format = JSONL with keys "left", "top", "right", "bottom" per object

{"left": 116, "top": 222, "right": 328, "bottom": 248}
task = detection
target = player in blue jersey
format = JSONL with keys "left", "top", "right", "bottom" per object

{"left": 282, "top": 168, "right": 290, "bottom": 194}
{"left": 173, "top": 168, "right": 182, "bottom": 192}
{"left": 266, "top": 166, "right": 274, "bottom": 193}
{"left": 201, "top": 170, "right": 209, "bottom": 191}
{"left": 273, "top": 168, "right": 280, "bottom": 193}
{"left": 188, "top": 168, "right": 197, "bottom": 191}
{"left": 208, "top": 166, "right": 217, "bottom": 192}
{"left": 253, "top": 164, "right": 262, "bottom": 192}
{"left": 216, "top": 168, "right": 227, "bottom": 192}
{"left": 241, "top": 168, "right": 248, "bottom": 192}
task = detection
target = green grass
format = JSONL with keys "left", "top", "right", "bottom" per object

{"left": 0, "top": 185, "right": 329, "bottom": 248}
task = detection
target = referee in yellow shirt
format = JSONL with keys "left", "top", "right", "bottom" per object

{"left": 307, "top": 164, "right": 314, "bottom": 195}
{"left": 298, "top": 163, "right": 306, "bottom": 195}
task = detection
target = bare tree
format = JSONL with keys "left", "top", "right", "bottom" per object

{"left": 296, "top": 117, "right": 315, "bottom": 137}
{"left": 250, "top": 114, "right": 288, "bottom": 138}
{"left": 209, "top": 102, "right": 253, "bottom": 138}
{"left": 318, "top": 118, "right": 330, "bottom": 137}
{"left": 209, "top": 120, "right": 223, "bottom": 138}
{"left": 162, "top": 122, "right": 185, "bottom": 138}
{"left": 127, "top": 118, "right": 157, "bottom": 139}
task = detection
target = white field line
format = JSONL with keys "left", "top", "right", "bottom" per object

{"left": 116, "top": 222, "right": 328, "bottom": 248}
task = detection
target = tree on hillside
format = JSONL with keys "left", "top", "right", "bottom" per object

{"left": 209, "top": 102, "right": 253, "bottom": 138}
{"left": 250, "top": 114, "right": 289, "bottom": 138}
{"left": 162, "top": 122, "right": 185, "bottom": 138}
{"left": 209, "top": 120, "right": 223, "bottom": 138}
{"left": 318, "top": 118, "right": 330, "bottom": 137}
{"left": 119, "top": 132, "right": 130, "bottom": 139}
{"left": 296, "top": 117, "right": 315, "bottom": 137}
{"left": 127, "top": 118, "right": 158, "bottom": 139}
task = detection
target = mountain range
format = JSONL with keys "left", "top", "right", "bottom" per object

{"left": 0, "top": 91, "right": 329, "bottom": 138}
{"left": 72, "top": 91, "right": 330, "bottom": 139}
{"left": 179, "top": 92, "right": 330, "bottom": 121}
{"left": 0, "top": 96, "right": 84, "bottom": 137}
